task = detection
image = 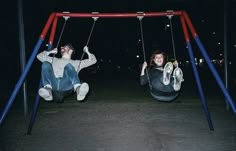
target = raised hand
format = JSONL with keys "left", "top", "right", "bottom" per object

{"left": 50, "top": 48, "right": 58, "bottom": 55}
{"left": 46, "top": 48, "right": 58, "bottom": 56}
{"left": 142, "top": 61, "right": 148, "bottom": 70}
{"left": 173, "top": 60, "right": 178, "bottom": 67}
{"left": 83, "top": 46, "right": 89, "bottom": 53}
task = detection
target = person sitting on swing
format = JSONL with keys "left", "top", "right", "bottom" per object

{"left": 140, "top": 48, "right": 184, "bottom": 102}
{"left": 37, "top": 43, "right": 97, "bottom": 102}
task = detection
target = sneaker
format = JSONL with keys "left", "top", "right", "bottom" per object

{"left": 76, "top": 82, "right": 89, "bottom": 101}
{"left": 173, "top": 67, "right": 184, "bottom": 91}
{"left": 163, "top": 62, "right": 174, "bottom": 85}
{"left": 39, "top": 87, "right": 53, "bottom": 101}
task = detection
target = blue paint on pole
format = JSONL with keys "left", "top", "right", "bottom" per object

{"left": 0, "top": 39, "right": 43, "bottom": 126}
{"left": 186, "top": 42, "right": 214, "bottom": 130}
{"left": 194, "top": 36, "right": 236, "bottom": 113}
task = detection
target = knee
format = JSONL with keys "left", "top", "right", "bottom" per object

{"left": 65, "top": 63, "right": 75, "bottom": 71}
{"left": 41, "top": 61, "right": 52, "bottom": 70}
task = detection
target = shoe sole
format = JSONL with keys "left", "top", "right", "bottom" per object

{"left": 39, "top": 88, "right": 53, "bottom": 101}
{"left": 163, "top": 62, "right": 173, "bottom": 85}
{"left": 77, "top": 83, "right": 89, "bottom": 101}
{"left": 173, "top": 68, "right": 184, "bottom": 91}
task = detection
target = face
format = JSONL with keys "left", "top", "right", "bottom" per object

{"left": 61, "top": 45, "right": 73, "bottom": 56}
{"left": 153, "top": 54, "right": 164, "bottom": 66}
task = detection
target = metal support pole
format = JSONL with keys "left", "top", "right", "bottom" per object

{"left": 224, "top": 0, "right": 230, "bottom": 110}
{"left": 180, "top": 15, "right": 214, "bottom": 130}
{"left": 17, "top": 0, "right": 28, "bottom": 116}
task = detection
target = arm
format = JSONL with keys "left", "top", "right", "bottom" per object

{"left": 77, "top": 46, "right": 97, "bottom": 72}
{"left": 140, "top": 62, "right": 148, "bottom": 85}
{"left": 37, "top": 48, "right": 58, "bottom": 63}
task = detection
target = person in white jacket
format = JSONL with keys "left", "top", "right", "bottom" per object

{"left": 37, "top": 43, "right": 97, "bottom": 102}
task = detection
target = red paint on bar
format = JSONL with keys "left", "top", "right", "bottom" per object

{"left": 49, "top": 17, "right": 58, "bottom": 45}
{"left": 180, "top": 15, "right": 190, "bottom": 43}
{"left": 40, "top": 11, "right": 186, "bottom": 47}
{"left": 40, "top": 13, "right": 56, "bottom": 39}
{"left": 183, "top": 11, "right": 198, "bottom": 38}
{"left": 55, "top": 11, "right": 182, "bottom": 18}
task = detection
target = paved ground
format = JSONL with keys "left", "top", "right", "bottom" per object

{"left": 0, "top": 71, "right": 236, "bottom": 151}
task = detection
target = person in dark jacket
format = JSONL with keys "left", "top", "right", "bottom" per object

{"left": 140, "top": 49, "right": 184, "bottom": 102}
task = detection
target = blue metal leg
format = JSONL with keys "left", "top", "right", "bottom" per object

{"left": 27, "top": 81, "right": 42, "bottom": 135}
{"left": 0, "top": 39, "right": 43, "bottom": 126}
{"left": 186, "top": 42, "right": 214, "bottom": 130}
{"left": 194, "top": 36, "right": 236, "bottom": 113}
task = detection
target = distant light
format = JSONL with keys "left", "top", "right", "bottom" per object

{"left": 136, "top": 55, "right": 140, "bottom": 58}
{"left": 219, "top": 53, "right": 223, "bottom": 56}
{"left": 166, "top": 24, "right": 170, "bottom": 27}
{"left": 234, "top": 44, "right": 236, "bottom": 48}
{"left": 212, "top": 32, "right": 216, "bottom": 35}
{"left": 218, "top": 42, "right": 221, "bottom": 45}
{"left": 201, "top": 19, "right": 205, "bottom": 23}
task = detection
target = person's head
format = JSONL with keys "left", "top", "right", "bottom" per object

{"left": 60, "top": 43, "right": 75, "bottom": 57}
{"left": 150, "top": 49, "right": 168, "bottom": 67}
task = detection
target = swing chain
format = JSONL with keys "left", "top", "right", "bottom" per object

{"left": 77, "top": 15, "right": 97, "bottom": 72}
{"left": 138, "top": 14, "right": 152, "bottom": 90}
{"left": 166, "top": 10, "right": 177, "bottom": 63}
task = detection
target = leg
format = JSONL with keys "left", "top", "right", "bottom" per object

{"left": 39, "top": 62, "right": 57, "bottom": 101}
{"left": 58, "top": 64, "right": 81, "bottom": 91}
{"left": 52, "top": 63, "right": 79, "bottom": 102}
{"left": 58, "top": 64, "right": 89, "bottom": 101}
{"left": 41, "top": 62, "right": 57, "bottom": 89}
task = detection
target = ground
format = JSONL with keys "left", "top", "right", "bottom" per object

{"left": 0, "top": 69, "right": 236, "bottom": 151}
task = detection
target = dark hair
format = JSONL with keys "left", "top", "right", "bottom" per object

{"left": 64, "top": 43, "right": 75, "bottom": 51}
{"left": 149, "top": 49, "right": 168, "bottom": 68}
{"left": 63, "top": 43, "right": 76, "bottom": 58}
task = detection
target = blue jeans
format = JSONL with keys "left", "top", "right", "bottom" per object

{"left": 41, "top": 62, "right": 81, "bottom": 91}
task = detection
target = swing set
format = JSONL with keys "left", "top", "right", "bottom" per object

{"left": 0, "top": 10, "right": 235, "bottom": 134}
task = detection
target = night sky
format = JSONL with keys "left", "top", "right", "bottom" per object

{"left": 1, "top": 0, "right": 236, "bottom": 99}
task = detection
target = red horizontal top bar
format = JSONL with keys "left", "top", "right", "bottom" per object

{"left": 55, "top": 11, "right": 183, "bottom": 18}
